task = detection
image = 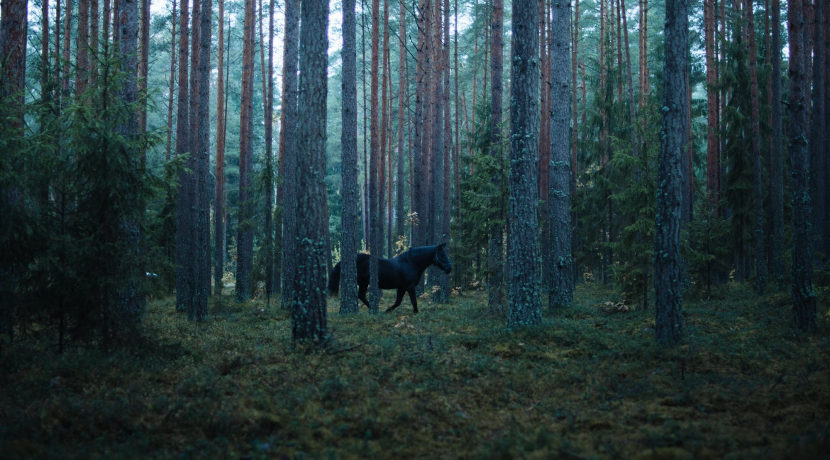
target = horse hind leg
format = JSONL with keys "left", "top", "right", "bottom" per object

{"left": 385, "top": 289, "right": 406, "bottom": 313}
{"left": 358, "top": 284, "right": 370, "bottom": 308}
{"left": 407, "top": 288, "right": 419, "bottom": 314}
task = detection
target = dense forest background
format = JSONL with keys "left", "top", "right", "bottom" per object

{"left": 3, "top": 0, "right": 828, "bottom": 342}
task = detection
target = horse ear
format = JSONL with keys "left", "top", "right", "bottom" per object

{"left": 440, "top": 242, "right": 447, "bottom": 248}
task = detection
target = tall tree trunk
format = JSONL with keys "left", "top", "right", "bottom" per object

{"left": 279, "top": 0, "right": 300, "bottom": 309}
{"left": 507, "top": 0, "right": 541, "bottom": 327}
{"left": 788, "top": 0, "right": 817, "bottom": 332}
{"left": 440, "top": 0, "right": 452, "bottom": 300}
{"left": 214, "top": 0, "right": 225, "bottom": 295}
{"left": 235, "top": 0, "right": 255, "bottom": 302}
{"left": 292, "top": 0, "right": 329, "bottom": 343}
{"left": 138, "top": 0, "right": 150, "bottom": 133}
{"left": 369, "top": 0, "right": 382, "bottom": 312}
{"left": 571, "top": 0, "right": 579, "bottom": 282}
{"left": 380, "top": 0, "right": 389, "bottom": 262}
{"left": 396, "top": 0, "right": 406, "bottom": 251}
{"left": 746, "top": 0, "right": 766, "bottom": 295}
{"left": 262, "top": 0, "right": 275, "bottom": 307}
{"left": 549, "top": 0, "right": 574, "bottom": 308}
{"left": 341, "top": 0, "right": 360, "bottom": 314}
{"left": 823, "top": 0, "right": 830, "bottom": 262}
{"left": 430, "top": 0, "right": 447, "bottom": 303}
{"left": 62, "top": 0, "right": 73, "bottom": 94}
{"left": 488, "top": 0, "right": 506, "bottom": 314}
{"left": 42, "top": 0, "right": 50, "bottom": 97}
{"left": 809, "top": 0, "right": 825, "bottom": 262}
{"left": 186, "top": 0, "right": 202, "bottom": 312}
{"left": 769, "top": 0, "right": 784, "bottom": 282}
{"left": 539, "top": 0, "right": 551, "bottom": 294}
{"left": 166, "top": 0, "right": 177, "bottom": 161}
{"left": 77, "top": 0, "right": 90, "bottom": 96}
{"left": 705, "top": 0, "right": 718, "bottom": 207}
{"left": 90, "top": 0, "right": 98, "bottom": 84}
{"left": 654, "top": 0, "right": 687, "bottom": 345}
{"left": 174, "top": 0, "right": 191, "bottom": 311}
{"left": 192, "top": 0, "right": 211, "bottom": 319}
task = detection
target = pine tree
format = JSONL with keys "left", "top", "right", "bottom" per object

{"left": 488, "top": 0, "right": 505, "bottom": 315}
{"left": 788, "top": 0, "right": 817, "bottom": 333}
{"left": 174, "top": 0, "right": 190, "bottom": 311}
{"left": 263, "top": 0, "right": 275, "bottom": 307}
{"left": 341, "top": 0, "right": 360, "bottom": 314}
{"left": 769, "top": 0, "right": 784, "bottom": 282}
{"left": 746, "top": 0, "right": 765, "bottom": 295}
{"left": 279, "top": 0, "right": 300, "bottom": 309}
{"left": 507, "top": 0, "right": 542, "bottom": 327}
{"left": 369, "top": 0, "right": 382, "bottom": 312}
{"left": 214, "top": 0, "right": 226, "bottom": 295}
{"left": 192, "top": 0, "right": 211, "bottom": 319}
{"left": 291, "top": 0, "right": 329, "bottom": 343}
{"left": 235, "top": 0, "right": 255, "bottom": 302}
{"left": 809, "top": 0, "right": 825, "bottom": 261}
{"left": 654, "top": 0, "right": 687, "bottom": 345}
{"left": 548, "top": 0, "right": 573, "bottom": 308}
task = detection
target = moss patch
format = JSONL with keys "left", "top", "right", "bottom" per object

{"left": 2, "top": 284, "right": 829, "bottom": 459}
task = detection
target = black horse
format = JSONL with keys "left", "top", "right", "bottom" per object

{"left": 327, "top": 243, "right": 452, "bottom": 313}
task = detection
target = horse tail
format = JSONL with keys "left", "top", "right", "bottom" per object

{"left": 328, "top": 262, "right": 342, "bottom": 296}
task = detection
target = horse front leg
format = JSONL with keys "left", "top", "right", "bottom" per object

{"left": 385, "top": 289, "right": 406, "bottom": 313}
{"left": 358, "top": 284, "right": 370, "bottom": 308}
{"left": 407, "top": 288, "right": 419, "bottom": 314}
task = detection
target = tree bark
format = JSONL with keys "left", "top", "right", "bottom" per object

{"left": 788, "top": 0, "right": 817, "bottom": 332}
{"left": 341, "top": 0, "right": 360, "bottom": 314}
{"left": 214, "top": 0, "right": 225, "bottom": 295}
{"left": 262, "top": 0, "right": 275, "bottom": 306}
{"left": 705, "top": 0, "right": 718, "bottom": 207}
{"left": 235, "top": 0, "right": 255, "bottom": 302}
{"left": 291, "top": 0, "right": 329, "bottom": 343}
{"left": 549, "top": 0, "right": 574, "bottom": 308}
{"left": 395, "top": 0, "right": 406, "bottom": 252}
{"left": 369, "top": 0, "right": 382, "bottom": 312}
{"left": 138, "top": 0, "right": 150, "bottom": 133}
{"left": 654, "top": 0, "right": 687, "bottom": 345}
{"left": 539, "top": 0, "right": 551, "bottom": 294}
{"left": 488, "top": 0, "right": 506, "bottom": 314}
{"left": 166, "top": 0, "right": 177, "bottom": 161}
{"left": 192, "top": 0, "right": 211, "bottom": 320}
{"left": 174, "top": 0, "right": 191, "bottom": 311}
{"left": 809, "top": 0, "right": 825, "bottom": 261}
{"left": 440, "top": 0, "right": 451, "bottom": 300}
{"left": 77, "top": 0, "right": 90, "bottom": 96}
{"left": 823, "top": 0, "right": 830, "bottom": 261}
{"left": 769, "top": 0, "right": 784, "bottom": 282}
{"left": 279, "top": 0, "right": 300, "bottom": 309}
{"left": 507, "top": 0, "right": 542, "bottom": 327}
{"left": 745, "top": 0, "right": 766, "bottom": 295}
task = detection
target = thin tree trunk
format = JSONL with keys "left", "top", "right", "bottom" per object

{"left": 42, "top": 0, "right": 50, "bottom": 97}
{"left": 214, "top": 0, "right": 225, "bottom": 295}
{"left": 440, "top": 0, "right": 451, "bottom": 300}
{"left": 138, "top": 0, "right": 150, "bottom": 133}
{"left": 186, "top": 0, "right": 202, "bottom": 312}
{"left": 380, "top": 0, "right": 389, "bottom": 261}
{"left": 539, "top": 0, "right": 551, "bottom": 294}
{"left": 823, "top": 0, "right": 830, "bottom": 262}
{"left": 262, "top": 0, "right": 275, "bottom": 307}
{"left": 788, "top": 0, "right": 817, "bottom": 332}
{"left": 746, "top": 0, "right": 766, "bottom": 295}
{"left": 769, "top": 0, "right": 784, "bottom": 282}
{"left": 488, "top": 0, "right": 505, "bottom": 314}
{"left": 369, "top": 0, "right": 382, "bottom": 312}
{"left": 174, "top": 0, "right": 190, "bottom": 311}
{"left": 507, "top": 0, "right": 541, "bottom": 327}
{"left": 705, "top": 0, "right": 718, "bottom": 207}
{"left": 809, "top": 0, "right": 825, "bottom": 261}
{"left": 396, "top": 0, "right": 406, "bottom": 250}
{"left": 192, "top": 0, "right": 211, "bottom": 319}
{"left": 235, "top": 0, "right": 255, "bottom": 303}
{"left": 77, "top": 0, "right": 90, "bottom": 96}
{"left": 549, "top": 0, "right": 574, "bottom": 308}
{"left": 341, "top": 0, "right": 360, "bottom": 314}
{"left": 654, "top": 0, "right": 687, "bottom": 345}
{"left": 167, "top": 0, "right": 177, "bottom": 161}
{"left": 279, "top": 0, "right": 300, "bottom": 309}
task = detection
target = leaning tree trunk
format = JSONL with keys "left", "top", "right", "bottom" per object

{"left": 548, "top": 0, "right": 574, "bottom": 308}
{"left": 654, "top": 0, "right": 687, "bottom": 345}
{"left": 279, "top": 0, "right": 300, "bottom": 309}
{"left": 291, "top": 0, "right": 329, "bottom": 343}
{"left": 788, "top": 0, "right": 817, "bottom": 332}
{"left": 507, "top": 0, "right": 542, "bottom": 327}
{"left": 488, "top": 0, "right": 506, "bottom": 315}
{"left": 340, "top": 0, "right": 360, "bottom": 314}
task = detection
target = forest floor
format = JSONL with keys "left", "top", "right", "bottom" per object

{"left": 2, "top": 283, "right": 830, "bottom": 459}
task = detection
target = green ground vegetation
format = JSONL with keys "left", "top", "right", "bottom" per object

{"left": 2, "top": 283, "right": 829, "bottom": 459}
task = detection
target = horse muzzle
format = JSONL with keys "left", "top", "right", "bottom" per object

{"left": 444, "top": 265, "right": 452, "bottom": 274}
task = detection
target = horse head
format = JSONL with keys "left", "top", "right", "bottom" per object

{"left": 433, "top": 243, "right": 453, "bottom": 274}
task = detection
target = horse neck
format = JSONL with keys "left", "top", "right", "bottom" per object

{"left": 410, "top": 246, "right": 436, "bottom": 273}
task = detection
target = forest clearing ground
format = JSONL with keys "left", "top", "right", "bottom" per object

{"left": 2, "top": 283, "right": 830, "bottom": 459}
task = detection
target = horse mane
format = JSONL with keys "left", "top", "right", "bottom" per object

{"left": 397, "top": 245, "right": 432, "bottom": 263}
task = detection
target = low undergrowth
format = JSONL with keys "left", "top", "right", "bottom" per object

{"left": 2, "top": 283, "right": 830, "bottom": 459}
